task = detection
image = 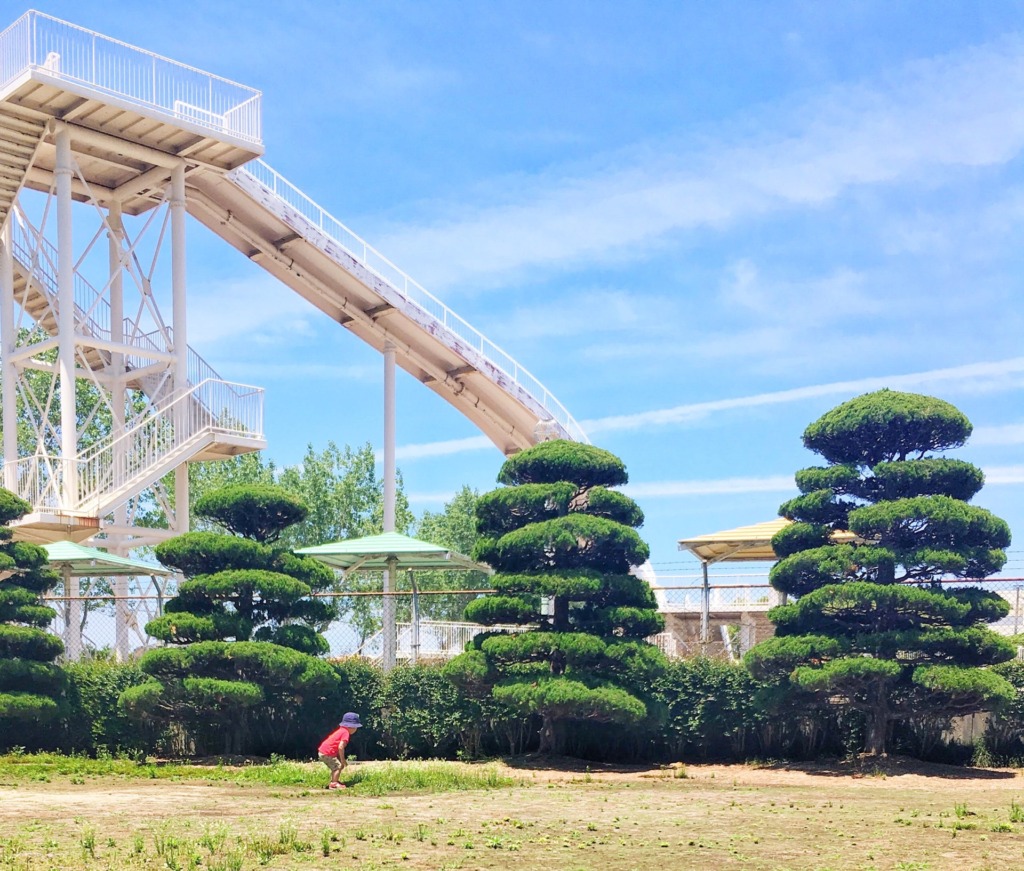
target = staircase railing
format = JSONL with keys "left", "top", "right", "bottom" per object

{"left": 233, "top": 160, "right": 588, "bottom": 444}
{"left": 10, "top": 376, "right": 262, "bottom": 515}
{"left": 11, "top": 211, "right": 244, "bottom": 406}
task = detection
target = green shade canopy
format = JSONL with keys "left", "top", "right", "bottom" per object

{"left": 42, "top": 541, "right": 171, "bottom": 577}
{"left": 297, "top": 531, "right": 492, "bottom": 575}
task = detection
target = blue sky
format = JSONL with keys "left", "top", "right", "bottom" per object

{"left": 20, "top": 1, "right": 1024, "bottom": 582}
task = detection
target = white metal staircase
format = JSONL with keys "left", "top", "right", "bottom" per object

{"left": 0, "top": 9, "right": 586, "bottom": 532}
{"left": 13, "top": 376, "right": 263, "bottom": 516}
{"left": 7, "top": 208, "right": 264, "bottom": 520}
{"left": 0, "top": 106, "right": 44, "bottom": 231}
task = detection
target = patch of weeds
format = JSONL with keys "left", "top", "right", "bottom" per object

{"left": 80, "top": 824, "right": 96, "bottom": 859}
{"left": 208, "top": 853, "right": 244, "bottom": 871}
{"left": 200, "top": 824, "right": 228, "bottom": 853}
{"left": 991, "top": 822, "right": 1013, "bottom": 833}
{"left": 1010, "top": 798, "right": 1024, "bottom": 823}
{"left": 972, "top": 740, "right": 994, "bottom": 768}
{"left": 320, "top": 828, "right": 336, "bottom": 856}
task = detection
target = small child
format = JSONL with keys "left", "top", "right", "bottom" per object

{"left": 318, "top": 712, "right": 361, "bottom": 790}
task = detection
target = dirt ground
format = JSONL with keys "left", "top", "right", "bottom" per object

{"left": 1, "top": 759, "right": 1023, "bottom": 870}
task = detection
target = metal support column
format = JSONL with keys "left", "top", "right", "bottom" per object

{"left": 0, "top": 221, "right": 17, "bottom": 492}
{"left": 170, "top": 163, "right": 189, "bottom": 536}
{"left": 56, "top": 124, "right": 77, "bottom": 512}
{"left": 381, "top": 340, "right": 397, "bottom": 671}
{"left": 109, "top": 200, "right": 131, "bottom": 661}
{"left": 700, "top": 560, "right": 710, "bottom": 653}
{"left": 63, "top": 565, "right": 82, "bottom": 661}
{"left": 409, "top": 568, "right": 420, "bottom": 665}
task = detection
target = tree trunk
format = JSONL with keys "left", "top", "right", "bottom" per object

{"left": 552, "top": 595, "right": 569, "bottom": 632}
{"left": 864, "top": 682, "right": 890, "bottom": 756}
{"left": 537, "top": 714, "right": 564, "bottom": 755}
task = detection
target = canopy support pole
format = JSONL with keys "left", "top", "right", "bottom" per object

{"left": 63, "top": 565, "right": 82, "bottom": 661}
{"left": 381, "top": 342, "right": 397, "bottom": 671}
{"left": 700, "top": 560, "right": 710, "bottom": 653}
{"left": 410, "top": 568, "right": 420, "bottom": 665}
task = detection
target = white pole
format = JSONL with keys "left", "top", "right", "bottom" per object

{"left": 56, "top": 124, "right": 77, "bottom": 509}
{"left": 383, "top": 340, "right": 396, "bottom": 531}
{"left": 381, "top": 341, "right": 397, "bottom": 670}
{"left": 170, "top": 163, "right": 189, "bottom": 535}
{"left": 0, "top": 221, "right": 17, "bottom": 492}
{"left": 700, "top": 560, "right": 710, "bottom": 652}
{"left": 382, "top": 556, "right": 397, "bottom": 671}
{"left": 109, "top": 201, "right": 131, "bottom": 661}
{"left": 64, "top": 565, "right": 82, "bottom": 661}
{"left": 410, "top": 568, "right": 419, "bottom": 665}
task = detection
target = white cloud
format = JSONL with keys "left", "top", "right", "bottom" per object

{"left": 376, "top": 37, "right": 1024, "bottom": 291}
{"left": 229, "top": 362, "right": 377, "bottom": 382}
{"left": 188, "top": 276, "right": 318, "bottom": 347}
{"left": 585, "top": 357, "right": 1024, "bottom": 436}
{"left": 622, "top": 476, "right": 795, "bottom": 498}
{"left": 972, "top": 424, "right": 1024, "bottom": 447}
{"left": 984, "top": 465, "right": 1024, "bottom": 485}
{"left": 625, "top": 465, "right": 1024, "bottom": 501}
{"left": 394, "top": 356, "right": 1024, "bottom": 458}
{"left": 391, "top": 435, "right": 492, "bottom": 461}
{"left": 406, "top": 491, "right": 457, "bottom": 505}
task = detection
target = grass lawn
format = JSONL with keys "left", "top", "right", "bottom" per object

{"left": 0, "top": 754, "right": 1022, "bottom": 870}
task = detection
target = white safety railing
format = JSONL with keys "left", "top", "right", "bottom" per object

{"left": 11, "top": 210, "right": 244, "bottom": 405}
{"left": 655, "top": 584, "right": 781, "bottom": 613}
{"left": 10, "top": 377, "right": 262, "bottom": 514}
{"left": 355, "top": 620, "right": 532, "bottom": 663}
{"left": 234, "top": 160, "right": 588, "bottom": 444}
{"left": 75, "top": 377, "right": 263, "bottom": 513}
{"left": 0, "top": 11, "right": 261, "bottom": 144}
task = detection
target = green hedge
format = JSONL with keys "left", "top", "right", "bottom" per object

{"left": 6, "top": 654, "right": 1017, "bottom": 763}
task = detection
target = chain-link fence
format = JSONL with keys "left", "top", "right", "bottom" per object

{"left": 40, "top": 577, "right": 1024, "bottom": 665}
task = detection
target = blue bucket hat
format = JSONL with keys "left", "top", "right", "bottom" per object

{"left": 340, "top": 712, "right": 362, "bottom": 728}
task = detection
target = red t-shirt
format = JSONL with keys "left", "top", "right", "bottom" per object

{"left": 318, "top": 726, "right": 351, "bottom": 756}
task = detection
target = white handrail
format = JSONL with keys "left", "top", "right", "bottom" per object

{"left": 0, "top": 11, "right": 261, "bottom": 144}
{"left": 76, "top": 377, "right": 263, "bottom": 512}
{"left": 10, "top": 376, "right": 263, "bottom": 514}
{"left": 233, "top": 160, "right": 588, "bottom": 444}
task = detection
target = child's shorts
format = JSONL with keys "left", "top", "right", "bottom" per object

{"left": 319, "top": 753, "right": 342, "bottom": 772}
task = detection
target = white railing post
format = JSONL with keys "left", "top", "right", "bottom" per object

{"left": 170, "top": 162, "right": 190, "bottom": 534}
{"left": 0, "top": 220, "right": 17, "bottom": 492}
{"left": 56, "top": 123, "right": 77, "bottom": 509}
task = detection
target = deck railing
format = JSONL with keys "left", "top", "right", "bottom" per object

{"left": 234, "top": 160, "right": 588, "bottom": 443}
{"left": 0, "top": 10, "right": 261, "bottom": 143}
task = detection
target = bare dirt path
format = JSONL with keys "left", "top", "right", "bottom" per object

{"left": 0, "top": 760, "right": 1022, "bottom": 870}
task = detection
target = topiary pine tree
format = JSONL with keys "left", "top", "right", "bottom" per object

{"left": 120, "top": 485, "right": 340, "bottom": 755}
{"left": 444, "top": 440, "right": 666, "bottom": 755}
{"left": 745, "top": 390, "right": 1015, "bottom": 756}
{"left": 0, "top": 489, "right": 65, "bottom": 739}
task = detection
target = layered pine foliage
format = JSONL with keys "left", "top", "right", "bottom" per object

{"left": 444, "top": 440, "right": 666, "bottom": 754}
{"left": 0, "top": 489, "right": 65, "bottom": 729}
{"left": 745, "top": 391, "right": 1015, "bottom": 755}
{"left": 120, "top": 485, "right": 339, "bottom": 754}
